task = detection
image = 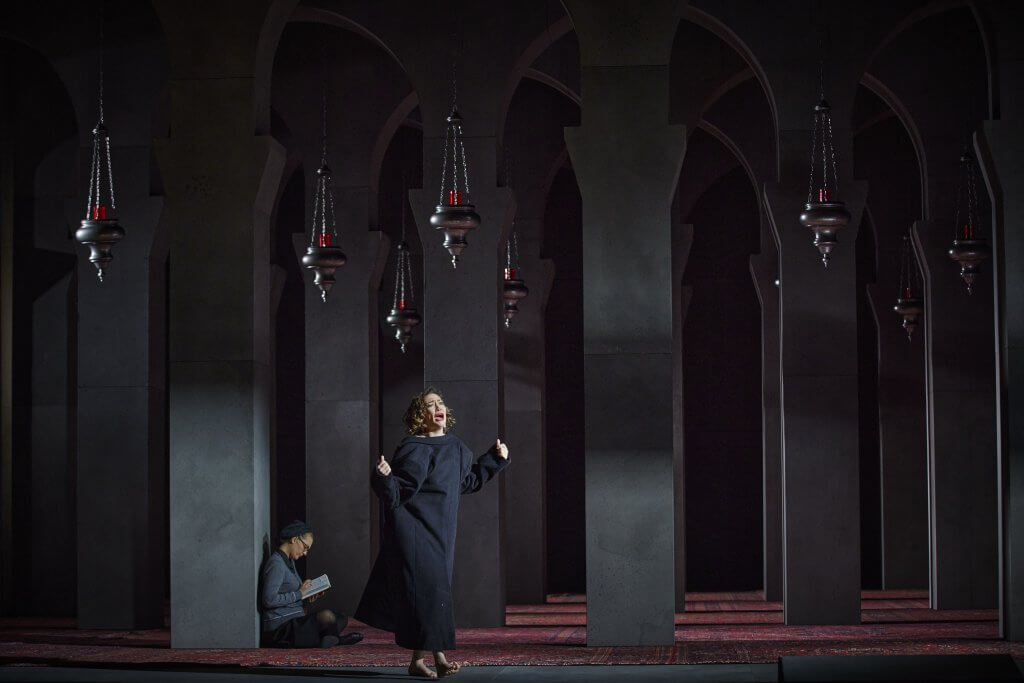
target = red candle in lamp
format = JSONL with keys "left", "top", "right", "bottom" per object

{"left": 963, "top": 224, "right": 971, "bottom": 240}
{"left": 448, "top": 190, "right": 463, "bottom": 206}
{"left": 904, "top": 287, "right": 913, "bottom": 298}
{"left": 504, "top": 267, "right": 517, "bottom": 280}
{"left": 319, "top": 233, "right": 332, "bottom": 248}
{"left": 92, "top": 205, "right": 107, "bottom": 220}
{"left": 398, "top": 298, "right": 407, "bottom": 310}
{"left": 817, "top": 188, "right": 831, "bottom": 202}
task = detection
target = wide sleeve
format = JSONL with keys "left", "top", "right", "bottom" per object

{"left": 260, "top": 555, "right": 302, "bottom": 609}
{"left": 371, "top": 442, "right": 434, "bottom": 511}
{"left": 461, "top": 442, "right": 509, "bottom": 494}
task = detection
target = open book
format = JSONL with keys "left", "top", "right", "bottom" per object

{"left": 301, "top": 574, "right": 331, "bottom": 600}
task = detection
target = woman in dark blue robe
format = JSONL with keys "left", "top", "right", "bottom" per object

{"left": 355, "top": 388, "right": 509, "bottom": 678}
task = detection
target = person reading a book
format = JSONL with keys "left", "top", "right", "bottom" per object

{"left": 259, "top": 520, "right": 363, "bottom": 648}
{"left": 355, "top": 388, "right": 510, "bottom": 678}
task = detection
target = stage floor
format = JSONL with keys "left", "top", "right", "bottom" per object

{"left": 0, "top": 591, "right": 1019, "bottom": 669}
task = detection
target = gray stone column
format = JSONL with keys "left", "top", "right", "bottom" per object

{"left": 672, "top": 220, "right": 693, "bottom": 612}
{"left": 72, "top": 145, "right": 167, "bottom": 628}
{"left": 974, "top": 0, "right": 1024, "bottom": 637}
{"left": 293, "top": 195, "right": 388, "bottom": 614}
{"left": 749, "top": 218, "right": 782, "bottom": 602}
{"left": 154, "top": 0, "right": 288, "bottom": 647}
{"left": 974, "top": 1, "right": 1024, "bottom": 643}
{"left": 764, "top": 169, "right": 866, "bottom": 624}
{"left": 763, "top": 77, "right": 867, "bottom": 621}
{"left": 866, "top": 275, "right": 927, "bottom": 589}
{"left": 563, "top": 0, "right": 684, "bottom": 645}
{"left": 974, "top": 58, "right": 1024, "bottom": 643}
{"left": 915, "top": 215, "right": 998, "bottom": 609}
{"left": 504, "top": 227, "right": 554, "bottom": 605}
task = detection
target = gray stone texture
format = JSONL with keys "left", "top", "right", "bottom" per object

{"left": 564, "top": 0, "right": 683, "bottom": 644}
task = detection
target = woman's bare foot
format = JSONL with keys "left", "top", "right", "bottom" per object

{"left": 434, "top": 651, "right": 461, "bottom": 677}
{"left": 408, "top": 657, "right": 437, "bottom": 679}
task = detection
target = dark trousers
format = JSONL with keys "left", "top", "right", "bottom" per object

{"left": 261, "top": 610, "right": 348, "bottom": 648}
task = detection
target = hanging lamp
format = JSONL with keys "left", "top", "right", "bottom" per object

{"left": 500, "top": 154, "right": 528, "bottom": 326}
{"left": 302, "top": 88, "right": 347, "bottom": 302}
{"left": 502, "top": 232, "right": 529, "bottom": 327}
{"left": 799, "top": 96, "right": 850, "bottom": 268}
{"left": 386, "top": 181, "right": 421, "bottom": 352}
{"left": 947, "top": 151, "right": 989, "bottom": 295}
{"left": 429, "top": 64, "right": 479, "bottom": 268}
{"left": 75, "top": 12, "right": 124, "bottom": 282}
{"left": 893, "top": 233, "right": 923, "bottom": 340}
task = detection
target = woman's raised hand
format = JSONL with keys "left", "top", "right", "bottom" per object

{"left": 496, "top": 439, "right": 509, "bottom": 460}
{"left": 376, "top": 454, "right": 392, "bottom": 477}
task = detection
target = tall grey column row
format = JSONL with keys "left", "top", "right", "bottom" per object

{"left": 870, "top": 21, "right": 999, "bottom": 607}
{"left": 563, "top": 0, "right": 684, "bottom": 645}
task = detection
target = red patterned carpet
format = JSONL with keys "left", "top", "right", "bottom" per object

{"left": 0, "top": 591, "right": 1017, "bottom": 667}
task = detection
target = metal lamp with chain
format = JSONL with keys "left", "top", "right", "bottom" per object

{"left": 948, "top": 150, "right": 989, "bottom": 295}
{"left": 386, "top": 178, "right": 421, "bottom": 352}
{"left": 500, "top": 150, "right": 528, "bottom": 327}
{"left": 301, "top": 88, "right": 347, "bottom": 302}
{"left": 798, "top": 66, "right": 851, "bottom": 267}
{"left": 893, "top": 233, "right": 924, "bottom": 340}
{"left": 75, "top": 11, "right": 124, "bottom": 282}
{"left": 429, "top": 63, "right": 480, "bottom": 268}
{"left": 502, "top": 232, "right": 528, "bottom": 327}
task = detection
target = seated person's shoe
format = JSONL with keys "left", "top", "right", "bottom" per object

{"left": 337, "top": 632, "right": 363, "bottom": 646}
{"left": 319, "top": 634, "right": 340, "bottom": 648}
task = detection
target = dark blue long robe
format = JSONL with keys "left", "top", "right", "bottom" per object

{"left": 354, "top": 433, "right": 508, "bottom": 650}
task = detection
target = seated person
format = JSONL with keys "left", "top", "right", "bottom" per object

{"left": 260, "top": 520, "right": 363, "bottom": 648}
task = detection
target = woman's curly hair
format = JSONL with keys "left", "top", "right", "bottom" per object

{"left": 403, "top": 387, "right": 456, "bottom": 435}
